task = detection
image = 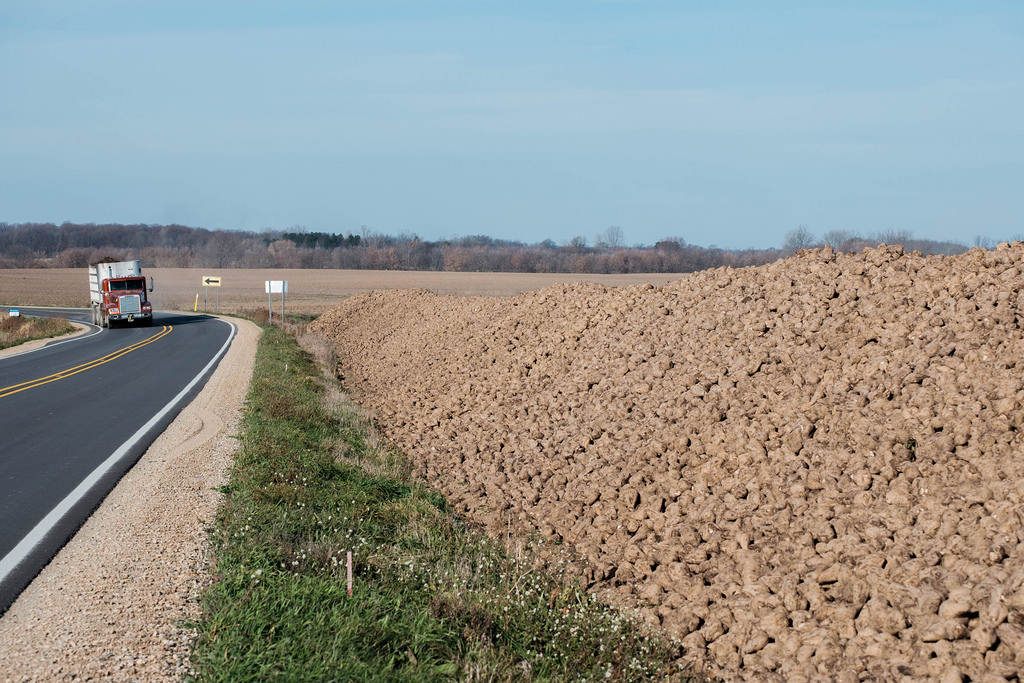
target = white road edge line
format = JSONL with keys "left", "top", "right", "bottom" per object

{"left": 0, "top": 318, "right": 237, "bottom": 584}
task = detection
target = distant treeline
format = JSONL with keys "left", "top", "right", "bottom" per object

{"left": 0, "top": 222, "right": 969, "bottom": 273}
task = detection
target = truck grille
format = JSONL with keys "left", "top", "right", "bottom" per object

{"left": 119, "top": 294, "right": 142, "bottom": 314}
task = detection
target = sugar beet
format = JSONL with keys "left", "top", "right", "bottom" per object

{"left": 310, "top": 243, "right": 1024, "bottom": 681}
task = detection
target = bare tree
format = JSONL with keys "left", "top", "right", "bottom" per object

{"left": 783, "top": 225, "right": 818, "bottom": 253}
{"left": 875, "top": 228, "right": 912, "bottom": 245}
{"left": 267, "top": 239, "right": 302, "bottom": 268}
{"left": 567, "top": 235, "right": 588, "bottom": 252}
{"left": 655, "top": 237, "right": 686, "bottom": 252}
{"left": 204, "top": 231, "right": 245, "bottom": 268}
{"left": 822, "top": 230, "right": 853, "bottom": 247}
{"left": 596, "top": 225, "right": 624, "bottom": 249}
{"left": 52, "top": 248, "right": 97, "bottom": 268}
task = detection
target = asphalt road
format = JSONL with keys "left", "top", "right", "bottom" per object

{"left": 0, "top": 308, "right": 236, "bottom": 614}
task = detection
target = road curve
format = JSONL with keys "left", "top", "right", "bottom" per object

{"left": 0, "top": 309, "right": 236, "bottom": 613}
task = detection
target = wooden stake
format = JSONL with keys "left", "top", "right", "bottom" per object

{"left": 347, "top": 551, "right": 353, "bottom": 596}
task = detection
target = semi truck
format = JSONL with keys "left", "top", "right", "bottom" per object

{"left": 88, "top": 260, "right": 155, "bottom": 328}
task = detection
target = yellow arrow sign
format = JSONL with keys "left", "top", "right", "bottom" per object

{"left": 202, "top": 275, "right": 222, "bottom": 287}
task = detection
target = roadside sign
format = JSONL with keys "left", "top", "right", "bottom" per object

{"left": 266, "top": 281, "right": 288, "bottom": 323}
{"left": 8, "top": 309, "right": 19, "bottom": 317}
{"left": 202, "top": 275, "right": 222, "bottom": 312}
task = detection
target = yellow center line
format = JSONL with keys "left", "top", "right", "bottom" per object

{"left": 0, "top": 326, "right": 173, "bottom": 398}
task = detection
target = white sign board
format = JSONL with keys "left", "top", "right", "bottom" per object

{"left": 265, "top": 280, "right": 288, "bottom": 294}
{"left": 8, "top": 309, "right": 19, "bottom": 317}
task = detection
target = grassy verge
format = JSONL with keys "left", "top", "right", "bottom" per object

{"left": 0, "top": 314, "right": 76, "bottom": 350}
{"left": 189, "top": 323, "right": 699, "bottom": 681}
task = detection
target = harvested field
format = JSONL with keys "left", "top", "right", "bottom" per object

{"left": 310, "top": 244, "right": 1024, "bottom": 681}
{"left": 0, "top": 268, "right": 682, "bottom": 314}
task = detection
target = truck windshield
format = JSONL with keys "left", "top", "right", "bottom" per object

{"left": 109, "top": 278, "right": 145, "bottom": 291}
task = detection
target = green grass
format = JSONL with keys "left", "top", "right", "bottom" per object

{"left": 0, "top": 314, "right": 75, "bottom": 350}
{"left": 189, "top": 324, "right": 699, "bottom": 682}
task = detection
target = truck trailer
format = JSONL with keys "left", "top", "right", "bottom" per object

{"left": 88, "top": 260, "right": 155, "bottom": 328}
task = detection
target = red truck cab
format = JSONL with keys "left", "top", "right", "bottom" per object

{"left": 100, "top": 276, "right": 153, "bottom": 327}
{"left": 88, "top": 260, "right": 155, "bottom": 328}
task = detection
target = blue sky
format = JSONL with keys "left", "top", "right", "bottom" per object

{"left": 1, "top": 1, "right": 1021, "bottom": 250}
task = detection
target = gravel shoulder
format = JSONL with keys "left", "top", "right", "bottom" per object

{"left": 0, "top": 316, "right": 260, "bottom": 682}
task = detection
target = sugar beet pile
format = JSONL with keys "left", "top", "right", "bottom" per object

{"left": 309, "top": 244, "right": 1024, "bottom": 681}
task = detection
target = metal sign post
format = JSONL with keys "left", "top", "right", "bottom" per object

{"left": 202, "top": 276, "right": 222, "bottom": 313}
{"left": 265, "top": 281, "right": 288, "bottom": 324}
